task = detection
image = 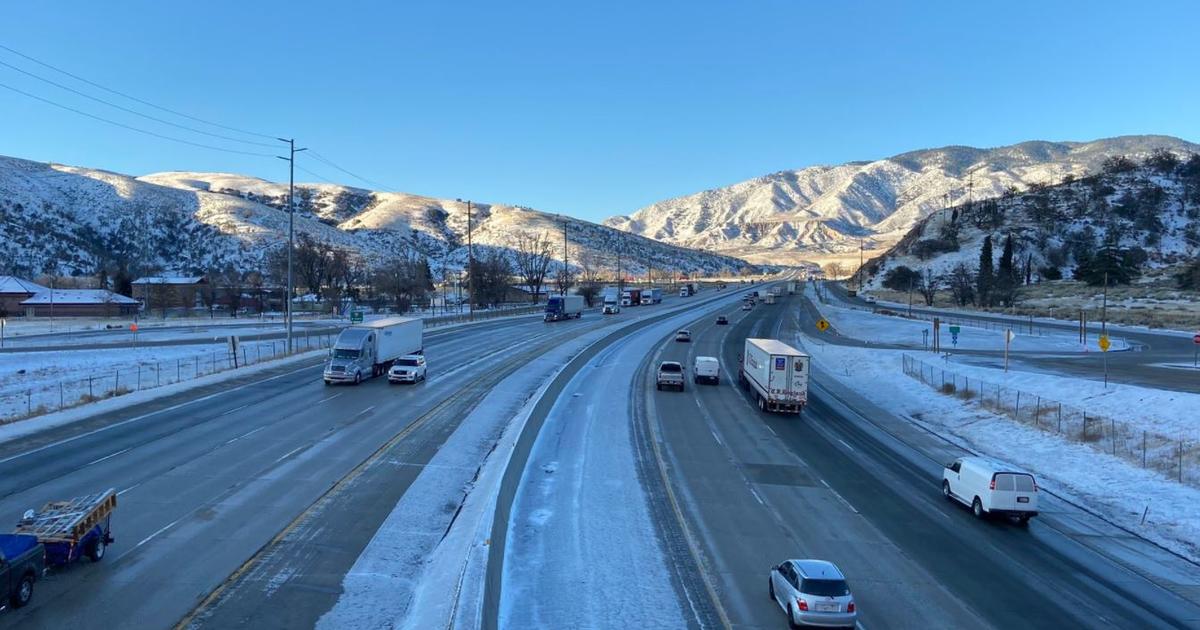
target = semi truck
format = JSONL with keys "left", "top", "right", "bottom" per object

{"left": 621, "top": 288, "right": 642, "bottom": 307}
{"left": 601, "top": 287, "right": 621, "bottom": 314}
{"left": 679, "top": 283, "right": 697, "bottom": 297}
{"left": 786, "top": 280, "right": 797, "bottom": 295}
{"left": 545, "top": 294, "right": 584, "bottom": 321}
{"left": 640, "top": 287, "right": 663, "bottom": 305}
{"left": 764, "top": 293, "right": 776, "bottom": 305}
{"left": 324, "top": 317, "right": 423, "bottom": 385}
{"left": 739, "top": 338, "right": 809, "bottom": 414}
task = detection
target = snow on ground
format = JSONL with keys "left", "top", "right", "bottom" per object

{"left": 795, "top": 335, "right": 1200, "bottom": 562}
{"left": 316, "top": 324, "right": 610, "bottom": 629}
{"left": 813, "top": 288, "right": 1128, "bottom": 352}
{"left": 0, "top": 337, "right": 318, "bottom": 421}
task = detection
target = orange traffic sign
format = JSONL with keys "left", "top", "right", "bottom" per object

{"left": 816, "top": 318, "right": 830, "bottom": 332}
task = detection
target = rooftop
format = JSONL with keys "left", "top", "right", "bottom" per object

{"left": 0, "top": 276, "right": 49, "bottom": 295}
{"left": 21, "top": 289, "right": 140, "bottom": 305}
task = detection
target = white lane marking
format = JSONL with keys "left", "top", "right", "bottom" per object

{"left": 273, "top": 445, "right": 306, "bottom": 465}
{"left": 837, "top": 438, "right": 856, "bottom": 452}
{"left": 819, "top": 478, "right": 832, "bottom": 489}
{"left": 0, "top": 362, "right": 322, "bottom": 465}
{"left": 748, "top": 485, "right": 766, "bottom": 506}
{"left": 223, "top": 425, "right": 267, "bottom": 446}
{"left": 709, "top": 428, "right": 724, "bottom": 447}
{"left": 766, "top": 425, "right": 778, "bottom": 438}
{"left": 118, "top": 482, "right": 142, "bottom": 496}
{"left": 354, "top": 405, "right": 375, "bottom": 417}
{"left": 135, "top": 516, "right": 183, "bottom": 548}
{"left": 218, "top": 404, "right": 250, "bottom": 417}
{"left": 828, "top": 487, "right": 860, "bottom": 514}
{"left": 86, "top": 447, "right": 130, "bottom": 466}
{"left": 317, "top": 393, "right": 343, "bottom": 404}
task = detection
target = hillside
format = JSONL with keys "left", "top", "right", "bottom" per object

{"left": 862, "top": 150, "right": 1200, "bottom": 293}
{"left": 0, "top": 156, "right": 756, "bottom": 284}
{"left": 605, "top": 135, "right": 1200, "bottom": 266}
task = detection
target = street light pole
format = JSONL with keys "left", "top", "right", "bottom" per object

{"left": 278, "top": 138, "right": 306, "bottom": 353}
{"left": 561, "top": 215, "right": 569, "bottom": 295}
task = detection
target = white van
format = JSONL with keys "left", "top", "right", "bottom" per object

{"left": 693, "top": 356, "right": 720, "bottom": 385}
{"left": 942, "top": 456, "right": 1039, "bottom": 524}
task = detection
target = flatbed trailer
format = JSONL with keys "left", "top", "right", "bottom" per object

{"left": 15, "top": 488, "right": 116, "bottom": 566}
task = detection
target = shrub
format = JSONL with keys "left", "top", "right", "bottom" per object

{"left": 940, "top": 383, "right": 957, "bottom": 395}
{"left": 1038, "top": 266, "right": 1063, "bottom": 281}
{"left": 882, "top": 265, "right": 921, "bottom": 291}
{"left": 911, "top": 238, "right": 960, "bottom": 260}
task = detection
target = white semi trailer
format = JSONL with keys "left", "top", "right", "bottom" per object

{"left": 323, "top": 317, "right": 423, "bottom": 385}
{"left": 739, "top": 338, "right": 809, "bottom": 414}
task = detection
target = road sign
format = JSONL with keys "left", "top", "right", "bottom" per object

{"left": 816, "top": 318, "right": 830, "bottom": 332}
{"left": 1193, "top": 332, "right": 1200, "bottom": 344}
{"left": 130, "top": 323, "right": 138, "bottom": 332}
{"left": 951, "top": 332, "right": 959, "bottom": 346}
{"left": 948, "top": 325, "right": 960, "bottom": 335}
{"left": 1005, "top": 329, "right": 1016, "bottom": 343}
{"left": 350, "top": 310, "right": 364, "bottom": 323}
{"left": 1099, "top": 334, "right": 1111, "bottom": 352}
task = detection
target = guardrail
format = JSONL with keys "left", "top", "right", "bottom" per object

{"left": 901, "top": 354, "right": 1197, "bottom": 488}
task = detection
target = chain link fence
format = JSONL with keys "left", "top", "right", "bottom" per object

{"left": 902, "top": 354, "right": 1197, "bottom": 487}
{"left": 1, "top": 335, "right": 333, "bottom": 424}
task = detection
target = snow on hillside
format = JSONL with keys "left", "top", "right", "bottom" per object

{"left": 863, "top": 153, "right": 1200, "bottom": 288}
{"left": 0, "top": 155, "right": 755, "bottom": 282}
{"left": 606, "top": 135, "right": 1200, "bottom": 265}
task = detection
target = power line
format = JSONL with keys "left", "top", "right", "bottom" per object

{"left": 0, "top": 59, "right": 280, "bottom": 149}
{"left": 0, "top": 80, "right": 276, "bottom": 158}
{"left": 308, "top": 150, "right": 398, "bottom": 192}
{"left": 0, "top": 43, "right": 279, "bottom": 141}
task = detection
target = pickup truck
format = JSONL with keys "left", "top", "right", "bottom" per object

{"left": 0, "top": 534, "right": 44, "bottom": 609}
{"left": 656, "top": 361, "right": 685, "bottom": 391}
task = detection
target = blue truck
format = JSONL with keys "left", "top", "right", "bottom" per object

{"left": 0, "top": 488, "right": 116, "bottom": 609}
{"left": 544, "top": 295, "right": 584, "bottom": 321}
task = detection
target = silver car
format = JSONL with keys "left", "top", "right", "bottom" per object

{"left": 769, "top": 559, "right": 857, "bottom": 628}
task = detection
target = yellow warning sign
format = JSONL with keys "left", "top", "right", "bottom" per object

{"left": 1098, "top": 334, "right": 1111, "bottom": 352}
{"left": 816, "top": 318, "right": 830, "bottom": 332}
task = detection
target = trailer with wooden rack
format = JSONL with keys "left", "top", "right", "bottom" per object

{"left": 13, "top": 488, "right": 116, "bottom": 567}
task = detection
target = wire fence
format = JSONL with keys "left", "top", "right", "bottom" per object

{"left": 902, "top": 354, "right": 1198, "bottom": 488}
{"left": 1, "top": 335, "right": 333, "bottom": 424}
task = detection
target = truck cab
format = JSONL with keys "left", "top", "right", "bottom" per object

{"left": 324, "top": 328, "right": 375, "bottom": 385}
{"left": 1, "top": 534, "right": 45, "bottom": 609}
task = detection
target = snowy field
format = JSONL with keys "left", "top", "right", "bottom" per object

{"left": 813, "top": 288, "right": 1128, "bottom": 352}
{"left": 797, "top": 335, "right": 1200, "bottom": 562}
{"left": 0, "top": 336, "right": 323, "bottom": 421}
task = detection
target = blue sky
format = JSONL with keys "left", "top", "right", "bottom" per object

{"left": 2, "top": 1, "right": 1197, "bottom": 223}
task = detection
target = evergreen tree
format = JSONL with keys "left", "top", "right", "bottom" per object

{"left": 996, "top": 234, "right": 1017, "bottom": 306}
{"left": 977, "top": 235, "right": 994, "bottom": 307}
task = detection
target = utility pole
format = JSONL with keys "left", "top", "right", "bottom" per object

{"left": 858, "top": 238, "right": 865, "bottom": 291}
{"left": 277, "top": 138, "right": 306, "bottom": 353}
{"left": 1101, "top": 270, "right": 1108, "bottom": 335}
{"left": 457, "top": 199, "right": 474, "bottom": 320}
{"left": 616, "top": 233, "right": 623, "bottom": 294}
{"left": 561, "top": 214, "right": 569, "bottom": 295}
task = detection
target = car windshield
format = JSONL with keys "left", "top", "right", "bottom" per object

{"left": 801, "top": 578, "right": 849, "bottom": 597}
{"left": 659, "top": 363, "right": 682, "bottom": 373}
{"left": 333, "top": 348, "right": 360, "bottom": 360}
{"left": 397, "top": 358, "right": 420, "bottom": 367}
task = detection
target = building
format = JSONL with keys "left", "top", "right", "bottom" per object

{"left": 132, "top": 276, "right": 207, "bottom": 311}
{"left": 21, "top": 289, "right": 140, "bottom": 318}
{"left": 0, "top": 276, "right": 48, "bottom": 316}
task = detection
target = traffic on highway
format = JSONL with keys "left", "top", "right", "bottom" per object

{"left": 2, "top": 279, "right": 1199, "bottom": 630}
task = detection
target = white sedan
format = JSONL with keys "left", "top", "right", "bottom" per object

{"left": 387, "top": 355, "right": 427, "bottom": 384}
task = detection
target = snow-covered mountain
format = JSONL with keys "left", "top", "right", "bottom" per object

{"left": 605, "top": 135, "right": 1200, "bottom": 266}
{"left": 862, "top": 151, "right": 1200, "bottom": 289}
{"left": 0, "top": 155, "right": 755, "bottom": 281}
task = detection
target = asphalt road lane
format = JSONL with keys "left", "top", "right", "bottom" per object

{"left": 642, "top": 293, "right": 1200, "bottom": 629}
{"left": 0, "top": 314, "right": 576, "bottom": 629}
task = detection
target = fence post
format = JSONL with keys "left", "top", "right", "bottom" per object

{"left": 941, "top": 369, "right": 945, "bottom": 390}
{"left": 27, "top": 391, "right": 32, "bottom": 415}
{"left": 59, "top": 382, "right": 64, "bottom": 409}
{"left": 1082, "top": 412, "right": 1088, "bottom": 441}
{"left": 1015, "top": 391, "right": 1021, "bottom": 419}
{"left": 88, "top": 376, "right": 94, "bottom": 398}
{"left": 1142, "top": 431, "right": 1147, "bottom": 468}
{"left": 1034, "top": 397, "right": 1041, "bottom": 428}
{"left": 176, "top": 360, "right": 180, "bottom": 382}
{"left": 195, "top": 356, "right": 200, "bottom": 377}
{"left": 996, "top": 385, "right": 1001, "bottom": 409}
{"left": 1111, "top": 419, "right": 1117, "bottom": 455}
{"left": 114, "top": 370, "right": 120, "bottom": 394}
{"left": 1180, "top": 442, "right": 1184, "bottom": 483}
{"left": 1057, "top": 404, "right": 1062, "bottom": 433}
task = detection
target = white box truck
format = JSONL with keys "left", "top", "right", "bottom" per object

{"left": 602, "top": 287, "right": 621, "bottom": 314}
{"left": 764, "top": 293, "right": 776, "bottom": 305}
{"left": 739, "top": 338, "right": 809, "bottom": 413}
{"left": 324, "top": 317, "right": 423, "bottom": 385}
{"left": 787, "top": 280, "right": 797, "bottom": 295}
{"left": 544, "top": 294, "right": 584, "bottom": 321}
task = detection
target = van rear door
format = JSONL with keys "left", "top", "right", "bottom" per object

{"left": 991, "top": 473, "right": 1036, "bottom": 511}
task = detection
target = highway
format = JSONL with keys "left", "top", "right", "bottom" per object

{"left": 637, "top": 289, "right": 1200, "bottom": 628}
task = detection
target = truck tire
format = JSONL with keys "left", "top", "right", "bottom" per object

{"left": 353, "top": 371, "right": 362, "bottom": 386}
{"left": 973, "top": 497, "right": 985, "bottom": 519}
{"left": 88, "top": 537, "right": 107, "bottom": 562}
{"left": 656, "top": 383, "right": 662, "bottom": 391}
{"left": 758, "top": 395, "right": 766, "bottom": 412}
{"left": 11, "top": 573, "right": 33, "bottom": 608}
{"left": 942, "top": 481, "right": 952, "bottom": 500}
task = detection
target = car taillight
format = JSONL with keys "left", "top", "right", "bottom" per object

{"left": 989, "top": 478, "right": 996, "bottom": 490}
{"left": 797, "top": 599, "right": 808, "bottom": 611}
{"left": 847, "top": 601, "right": 855, "bottom": 613}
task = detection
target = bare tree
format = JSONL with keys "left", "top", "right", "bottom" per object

{"left": 219, "top": 266, "right": 245, "bottom": 317}
{"left": 946, "top": 262, "right": 975, "bottom": 306}
{"left": 553, "top": 261, "right": 575, "bottom": 295}
{"left": 512, "top": 231, "right": 555, "bottom": 303}
{"left": 823, "top": 262, "right": 845, "bottom": 280}
{"left": 918, "top": 268, "right": 940, "bottom": 306}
